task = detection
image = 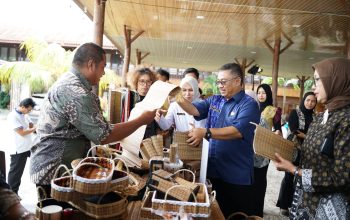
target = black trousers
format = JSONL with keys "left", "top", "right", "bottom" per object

{"left": 276, "top": 172, "right": 295, "bottom": 210}
{"left": 210, "top": 178, "right": 254, "bottom": 218}
{"left": 251, "top": 165, "right": 269, "bottom": 217}
{"left": 7, "top": 150, "right": 30, "bottom": 194}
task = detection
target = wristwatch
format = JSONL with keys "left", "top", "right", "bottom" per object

{"left": 205, "top": 128, "right": 212, "bottom": 140}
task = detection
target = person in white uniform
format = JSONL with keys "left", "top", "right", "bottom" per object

{"left": 156, "top": 76, "right": 206, "bottom": 132}
{"left": 7, "top": 98, "right": 36, "bottom": 195}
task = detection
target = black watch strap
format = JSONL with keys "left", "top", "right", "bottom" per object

{"left": 205, "top": 128, "right": 212, "bottom": 140}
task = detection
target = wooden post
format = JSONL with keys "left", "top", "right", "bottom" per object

{"left": 297, "top": 76, "right": 310, "bottom": 101}
{"left": 263, "top": 31, "right": 293, "bottom": 107}
{"left": 136, "top": 49, "right": 150, "bottom": 65}
{"left": 93, "top": 0, "right": 106, "bottom": 47}
{"left": 121, "top": 26, "right": 144, "bottom": 87}
{"left": 234, "top": 58, "right": 255, "bottom": 89}
{"left": 92, "top": 0, "right": 107, "bottom": 96}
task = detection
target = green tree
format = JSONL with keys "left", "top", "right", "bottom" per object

{"left": 203, "top": 74, "right": 219, "bottom": 95}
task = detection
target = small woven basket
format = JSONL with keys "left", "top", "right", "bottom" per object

{"left": 142, "top": 138, "right": 158, "bottom": 158}
{"left": 51, "top": 164, "right": 74, "bottom": 202}
{"left": 83, "top": 190, "right": 128, "bottom": 219}
{"left": 252, "top": 123, "right": 296, "bottom": 161}
{"left": 73, "top": 157, "right": 114, "bottom": 194}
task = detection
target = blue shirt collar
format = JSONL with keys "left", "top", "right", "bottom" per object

{"left": 226, "top": 89, "right": 245, "bottom": 102}
{"left": 15, "top": 108, "right": 23, "bottom": 115}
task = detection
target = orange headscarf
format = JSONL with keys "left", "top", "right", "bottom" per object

{"left": 312, "top": 57, "right": 350, "bottom": 111}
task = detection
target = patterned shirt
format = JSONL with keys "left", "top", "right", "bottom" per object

{"left": 290, "top": 105, "right": 350, "bottom": 219}
{"left": 193, "top": 90, "right": 260, "bottom": 185}
{"left": 30, "top": 68, "right": 111, "bottom": 185}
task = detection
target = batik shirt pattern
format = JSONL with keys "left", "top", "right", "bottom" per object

{"left": 30, "top": 68, "right": 111, "bottom": 185}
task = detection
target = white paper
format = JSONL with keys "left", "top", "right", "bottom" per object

{"left": 120, "top": 81, "right": 180, "bottom": 167}
{"left": 199, "top": 138, "right": 209, "bottom": 183}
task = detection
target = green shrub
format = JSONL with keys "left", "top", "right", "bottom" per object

{"left": 0, "top": 91, "right": 10, "bottom": 109}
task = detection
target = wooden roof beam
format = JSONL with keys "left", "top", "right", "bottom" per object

{"left": 136, "top": 49, "right": 150, "bottom": 65}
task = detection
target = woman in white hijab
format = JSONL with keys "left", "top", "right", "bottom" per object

{"left": 156, "top": 76, "right": 206, "bottom": 132}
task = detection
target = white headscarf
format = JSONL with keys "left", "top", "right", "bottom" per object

{"left": 180, "top": 76, "right": 200, "bottom": 101}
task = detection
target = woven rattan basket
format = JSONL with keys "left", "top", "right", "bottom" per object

{"left": 151, "top": 184, "right": 216, "bottom": 218}
{"left": 73, "top": 157, "right": 114, "bottom": 194}
{"left": 142, "top": 138, "right": 158, "bottom": 158}
{"left": 252, "top": 123, "right": 296, "bottom": 161}
{"left": 51, "top": 164, "right": 74, "bottom": 202}
{"left": 83, "top": 191, "right": 128, "bottom": 219}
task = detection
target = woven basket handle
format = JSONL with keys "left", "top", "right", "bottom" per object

{"left": 173, "top": 169, "right": 195, "bottom": 183}
{"left": 86, "top": 145, "right": 112, "bottom": 159}
{"left": 163, "top": 185, "right": 198, "bottom": 213}
{"left": 53, "top": 164, "right": 71, "bottom": 179}
{"left": 113, "top": 158, "right": 130, "bottom": 174}
{"left": 209, "top": 190, "right": 216, "bottom": 204}
{"left": 75, "top": 162, "right": 103, "bottom": 172}
{"left": 36, "top": 186, "right": 48, "bottom": 208}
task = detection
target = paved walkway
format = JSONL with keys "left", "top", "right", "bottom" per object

{"left": 0, "top": 108, "right": 285, "bottom": 219}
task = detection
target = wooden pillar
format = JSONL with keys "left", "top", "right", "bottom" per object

{"left": 297, "top": 76, "right": 310, "bottom": 101}
{"left": 136, "top": 49, "right": 150, "bottom": 65}
{"left": 121, "top": 26, "right": 144, "bottom": 87}
{"left": 234, "top": 58, "right": 255, "bottom": 89}
{"left": 93, "top": 0, "right": 106, "bottom": 46}
{"left": 264, "top": 31, "right": 293, "bottom": 107}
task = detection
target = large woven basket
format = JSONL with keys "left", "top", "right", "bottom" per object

{"left": 73, "top": 157, "right": 114, "bottom": 194}
{"left": 51, "top": 164, "right": 74, "bottom": 202}
{"left": 83, "top": 191, "right": 128, "bottom": 219}
{"left": 151, "top": 184, "right": 216, "bottom": 218}
{"left": 252, "top": 123, "right": 296, "bottom": 161}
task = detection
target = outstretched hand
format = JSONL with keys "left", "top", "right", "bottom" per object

{"left": 155, "top": 109, "right": 167, "bottom": 122}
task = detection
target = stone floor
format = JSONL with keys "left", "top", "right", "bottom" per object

{"left": 0, "top": 108, "right": 287, "bottom": 219}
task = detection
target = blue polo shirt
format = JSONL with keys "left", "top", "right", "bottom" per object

{"left": 193, "top": 90, "right": 260, "bottom": 185}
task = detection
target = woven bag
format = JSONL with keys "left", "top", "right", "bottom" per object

{"left": 110, "top": 158, "right": 129, "bottom": 190}
{"left": 51, "top": 164, "right": 74, "bottom": 202}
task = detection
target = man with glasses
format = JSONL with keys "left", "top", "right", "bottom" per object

{"left": 7, "top": 98, "right": 36, "bottom": 195}
{"left": 175, "top": 63, "right": 260, "bottom": 217}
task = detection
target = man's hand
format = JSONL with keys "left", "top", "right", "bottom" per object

{"left": 187, "top": 124, "right": 206, "bottom": 146}
{"left": 155, "top": 109, "right": 167, "bottom": 122}
{"left": 139, "top": 109, "right": 157, "bottom": 125}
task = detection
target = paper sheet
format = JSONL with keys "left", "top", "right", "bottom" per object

{"left": 199, "top": 138, "right": 209, "bottom": 183}
{"left": 119, "top": 81, "right": 180, "bottom": 167}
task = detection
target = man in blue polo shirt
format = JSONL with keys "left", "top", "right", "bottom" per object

{"left": 175, "top": 63, "right": 260, "bottom": 217}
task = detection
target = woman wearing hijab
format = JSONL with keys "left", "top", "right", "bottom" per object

{"left": 274, "top": 57, "right": 350, "bottom": 219}
{"left": 155, "top": 76, "right": 206, "bottom": 132}
{"left": 252, "top": 84, "right": 282, "bottom": 217}
{"left": 276, "top": 92, "right": 317, "bottom": 217}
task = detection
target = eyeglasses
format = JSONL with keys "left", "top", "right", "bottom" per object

{"left": 138, "top": 80, "right": 152, "bottom": 86}
{"left": 215, "top": 76, "right": 239, "bottom": 86}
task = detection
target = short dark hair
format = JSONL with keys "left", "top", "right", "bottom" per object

{"left": 219, "top": 63, "right": 243, "bottom": 85}
{"left": 72, "top": 42, "right": 106, "bottom": 67}
{"left": 183, "top": 68, "right": 200, "bottom": 80}
{"left": 19, "top": 98, "right": 36, "bottom": 108}
{"left": 156, "top": 69, "right": 170, "bottom": 81}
